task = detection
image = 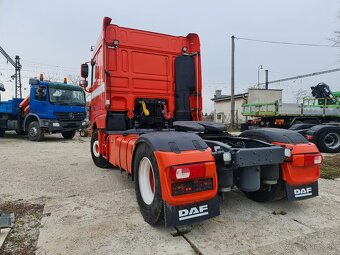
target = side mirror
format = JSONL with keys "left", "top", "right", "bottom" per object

{"left": 79, "top": 80, "right": 88, "bottom": 88}
{"left": 81, "top": 63, "right": 89, "bottom": 79}
{"left": 0, "top": 83, "right": 5, "bottom": 92}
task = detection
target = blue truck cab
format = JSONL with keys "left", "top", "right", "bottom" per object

{"left": 0, "top": 78, "right": 87, "bottom": 141}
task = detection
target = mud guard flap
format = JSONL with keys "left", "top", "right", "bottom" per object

{"left": 285, "top": 181, "right": 318, "bottom": 201}
{"left": 164, "top": 196, "right": 220, "bottom": 226}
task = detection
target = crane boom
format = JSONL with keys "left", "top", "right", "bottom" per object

{"left": 0, "top": 45, "right": 22, "bottom": 98}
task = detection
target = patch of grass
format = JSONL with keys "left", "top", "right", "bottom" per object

{"left": 320, "top": 154, "right": 340, "bottom": 179}
{"left": 0, "top": 202, "right": 44, "bottom": 255}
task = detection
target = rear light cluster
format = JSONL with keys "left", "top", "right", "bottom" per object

{"left": 304, "top": 154, "right": 322, "bottom": 165}
{"left": 306, "top": 135, "right": 314, "bottom": 140}
{"left": 170, "top": 163, "right": 213, "bottom": 196}
{"left": 274, "top": 119, "right": 285, "bottom": 125}
{"left": 171, "top": 163, "right": 205, "bottom": 181}
{"left": 292, "top": 154, "right": 323, "bottom": 167}
{"left": 172, "top": 179, "right": 213, "bottom": 196}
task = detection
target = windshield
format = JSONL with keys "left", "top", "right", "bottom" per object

{"left": 49, "top": 88, "right": 85, "bottom": 106}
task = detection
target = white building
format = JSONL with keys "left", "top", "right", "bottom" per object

{"left": 211, "top": 89, "right": 282, "bottom": 125}
{"left": 211, "top": 90, "right": 248, "bottom": 124}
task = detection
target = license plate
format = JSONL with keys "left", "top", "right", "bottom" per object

{"left": 285, "top": 181, "right": 318, "bottom": 201}
{"left": 164, "top": 196, "right": 220, "bottom": 226}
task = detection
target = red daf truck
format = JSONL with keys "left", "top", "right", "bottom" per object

{"left": 79, "top": 17, "right": 322, "bottom": 226}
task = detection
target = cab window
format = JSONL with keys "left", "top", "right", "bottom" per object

{"left": 34, "top": 86, "right": 46, "bottom": 101}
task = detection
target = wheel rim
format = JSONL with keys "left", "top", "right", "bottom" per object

{"left": 29, "top": 126, "right": 38, "bottom": 137}
{"left": 324, "top": 133, "right": 340, "bottom": 150}
{"left": 92, "top": 140, "right": 100, "bottom": 157}
{"left": 138, "top": 157, "right": 155, "bottom": 205}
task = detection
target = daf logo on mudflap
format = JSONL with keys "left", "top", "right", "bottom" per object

{"left": 69, "top": 113, "right": 74, "bottom": 120}
{"left": 178, "top": 205, "right": 209, "bottom": 221}
{"left": 294, "top": 187, "right": 312, "bottom": 198}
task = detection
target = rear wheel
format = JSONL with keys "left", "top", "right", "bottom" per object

{"left": 61, "top": 130, "right": 76, "bottom": 139}
{"left": 90, "top": 129, "right": 110, "bottom": 168}
{"left": 134, "top": 143, "right": 164, "bottom": 225}
{"left": 0, "top": 129, "right": 5, "bottom": 137}
{"left": 317, "top": 130, "right": 340, "bottom": 153}
{"left": 28, "top": 121, "right": 44, "bottom": 141}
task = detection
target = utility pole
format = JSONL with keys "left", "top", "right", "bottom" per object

{"left": 0, "top": 46, "right": 22, "bottom": 98}
{"left": 15, "top": 56, "right": 22, "bottom": 98}
{"left": 230, "top": 35, "right": 235, "bottom": 127}
{"left": 265, "top": 69, "right": 269, "bottom": 89}
{"left": 257, "top": 65, "right": 263, "bottom": 88}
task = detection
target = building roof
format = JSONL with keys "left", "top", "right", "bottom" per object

{"left": 211, "top": 92, "right": 248, "bottom": 102}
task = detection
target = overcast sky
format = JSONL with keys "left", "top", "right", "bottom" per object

{"left": 0, "top": 0, "right": 339, "bottom": 113}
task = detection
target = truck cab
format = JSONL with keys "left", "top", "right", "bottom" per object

{"left": 0, "top": 78, "right": 87, "bottom": 141}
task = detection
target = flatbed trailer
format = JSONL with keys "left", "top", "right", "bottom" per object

{"left": 242, "top": 85, "right": 340, "bottom": 129}
{"left": 80, "top": 17, "right": 322, "bottom": 226}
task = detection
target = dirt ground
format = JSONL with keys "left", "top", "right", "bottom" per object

{"left": 1, "top": 133, "right": 340, "bottom": 255}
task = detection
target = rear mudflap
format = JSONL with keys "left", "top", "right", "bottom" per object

{"left": 164, "top": 196, "right": 220, "bottom": 226}
{"left": 285, "top": 181, "right": 318, "bottom": 201}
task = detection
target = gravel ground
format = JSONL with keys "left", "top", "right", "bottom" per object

{"left": 0, "top": 133, "right": 340, "bottom": 255}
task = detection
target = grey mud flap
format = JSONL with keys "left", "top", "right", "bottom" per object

{"left": 164, "top": 196, "right": 220, "bottom": 226}
{"left": 285, "top": 181, "right": 318, "bottom": 201}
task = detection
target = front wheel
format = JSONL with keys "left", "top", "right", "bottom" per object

{"left": 79, "top": 129, "right": 89, "bottom": 137}
{"left": 0, "top": 129, "right": 5, "bottom": 137}
{"left": 28, "top": 121, "right": 44, "bottom": 141}
{"left": 134, "top": 143, "right": 164, "bottom": 225}
{"left": 61, "top": 130, "right": 76, "bottom": 139}
{"left": 90, "top": 129, "right": 110, "bottom": 168}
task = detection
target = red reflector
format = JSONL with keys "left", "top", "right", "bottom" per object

{"left": 306, "top": 135, "right": 313, "bottom": 140}
{"left": 304, "top": 154, "right": 322, "bottom": 166}
{"left": 171, "top": 163, "right": 205, "bottom": 181}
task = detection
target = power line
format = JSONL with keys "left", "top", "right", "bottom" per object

{"left": 259, "top": 67, "right": 340, "bottom": 86}
{"left": 235, "top": 37, "right": 340, "bottom": 48}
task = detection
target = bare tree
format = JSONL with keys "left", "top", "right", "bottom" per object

{"left": 330, "top": 13, "right": 340, "bottom": 45}
{"left": 203, "top": 111, "right": 215, "bottom": 122}
{"left": 44, "top": 71, "right": 61, "bottom": 82}
{"left": 67, "top": 74, "right": 81, "bottom": 85}
{"left": 294, "top": 89, "right": 308, "bottom": 104}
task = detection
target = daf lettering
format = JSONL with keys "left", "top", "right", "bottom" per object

{"left": 178, "top": 205, "right": 209, "bottom": 221}
{"left": 294, "top": 187, "right": 312, "bottom": 197}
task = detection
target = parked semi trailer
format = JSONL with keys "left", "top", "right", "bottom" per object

{"left": 242, "top": 83, "right": 340, "bottom": 128}
{"left": 80, "top": 17, "right": 322, "bottom": 226}
{"left": 289, "top": 123, "right": 340, "bottom": 153}
{"left": 242, "top": 84, "right": 340, "bottom": 153}
{"left": 0, "top": 77, "right": 87, "bottom": 141}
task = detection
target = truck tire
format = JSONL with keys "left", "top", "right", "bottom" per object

{"left": 0, "top": 129, "right": 4, "bottom": 137}
{"left": 317, "top": 130, "right": 340, "bottom": 153}
{"left": 90, "top": 129, "right": 110, "bottom": 168}
{"left": 79, "top": 129, "right": 89, "bottom": 137}
{"left": 62, "top": 130, "right": 76, "bottom": 139}
{"left": 28, "top": 121, "right": 44, "bottom": 141}
{"left": 134, "top": 143, "right": 164, "bottom": 225}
